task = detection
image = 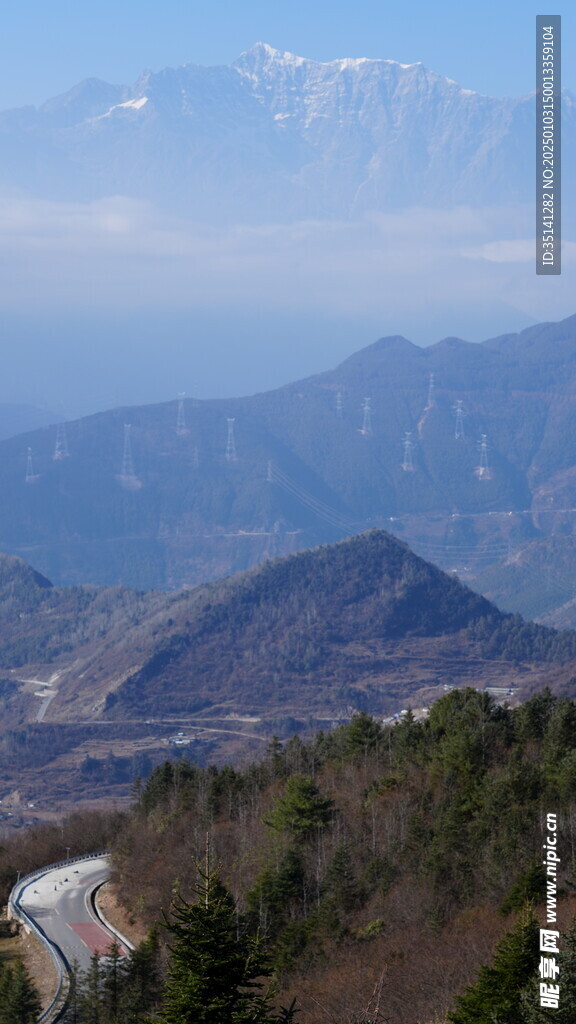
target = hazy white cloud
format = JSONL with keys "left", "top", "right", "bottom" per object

{"left": 0, "top": 194, "right": 573, "bottom": 330}
{"left": 461, "top": 239, "right": 576, "bottom": 264}
{"left": 461, "top": 239, "right": 535, "bottom": 263}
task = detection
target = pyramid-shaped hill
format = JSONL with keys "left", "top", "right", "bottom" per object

{"left": 0, "top": 551, "right": 53, "bottom": 596}
{"left": 4, "top": 531, "right": 576, "bottom": 822}
{"left": 110, "top": 530, "right": 576, "bottom": 717}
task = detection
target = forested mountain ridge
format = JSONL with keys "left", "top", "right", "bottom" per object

{"left": 108, "top": 529, "right": 576, "bottom": 718}
{"left": 4, "top": 688, "right": 576, "bottom": 1023}
{"left": 2, "top": 531, "right": 576, "bottom": 826}
{"left": 2, "top": 530, "right": 576, "bottom": 722}
{"left": 3, "top": 315, "right": 576, "bottom": 624}
{"left": 70, "top": 690, "right": 576, "bottom": 1021}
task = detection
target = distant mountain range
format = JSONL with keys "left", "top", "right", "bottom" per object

{"left": 0, "top": 404, "right": 58, "bottom": 441}
{"left": 2, "top": 42, "right": 574, "bottom": 220}
{"left": 3, "top": 314, "right": 576, "bottom": 623}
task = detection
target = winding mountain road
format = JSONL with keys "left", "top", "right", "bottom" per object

{"left": 13, "top": 855, "right": 132, "bottom": 973}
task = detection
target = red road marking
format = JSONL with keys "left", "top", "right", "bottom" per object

{"left": 68, "top": 923, "right": 127, "bottom": 956}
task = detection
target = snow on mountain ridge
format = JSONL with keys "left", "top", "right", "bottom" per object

{"left": 94, "top": 96, "right": 149, "bottom": 121}
{"left": 0, "top": 42, "right": 572, "bottom": 221}
{"left": 236, "top": 42, "right": 425, "bottom": 75}
{"left": 232, "top": 42, "right": 477, "bottom": 97}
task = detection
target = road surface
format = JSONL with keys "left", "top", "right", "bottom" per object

{"left": 15, "top": 855, "right": 131, "bottom": 973}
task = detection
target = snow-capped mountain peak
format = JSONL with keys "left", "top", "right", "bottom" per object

{"left": 0, "top": 43, "right": 572, "bottom": 222}
{"left": 234, "top": 42, "right": 427, "bottom": 79}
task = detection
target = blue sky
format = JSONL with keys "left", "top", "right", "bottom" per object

{"left": 2, "top": 0, "right": 574, "bottom": 109}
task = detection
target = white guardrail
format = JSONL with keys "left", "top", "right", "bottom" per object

{"left": 8, "top": 851, "right": 108, "bottom": 1024}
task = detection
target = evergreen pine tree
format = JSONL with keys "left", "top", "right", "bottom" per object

{"left": 160, "top": 867, "right": 282, "bottom": 1024}
{"left": 120, "top": 928, "right": 164, "bottom": 1022}
{"left": 78, "top": 952, "right": 103, "bottom": 1024}
{"left": 248, "top": 849, "right": 306, "bottom": 936}
{"left": 521, "top": 917, "right": 576, "bottom": 1023}
{"left": 100, "top": 942, "right": 125, "bottom": 1023}
{"left": 447, "top": 906, "right": 540, "bottom": 1024}
{"left": 322, "top": 843, "right": 361, "bottom": 914}
{"left": 265, "top": 776, "right": 333, "bottom": 841}
{"left": 0, "top": 967, "right": 11, "bottom": 1023}
{"left": 61, "top": 959, "right": 83, "bottom": 1024}
{"left": 0, "top": 960, "right": 42, "bottom": 1024}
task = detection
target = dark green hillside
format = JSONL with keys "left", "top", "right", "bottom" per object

{"left": 0, "top": 529, "right": 575, "bottom": 730}
{"left": 112, "top": 530, "right": 576, "bottom": 717}
{"left": 102, "top": 687, "right": 576, "bottom": 1024}
{"left": 2, "top": 315, "right": 576, "bottom": 620}
{"left": 8, "top": 688, "right": 576, "bottom": 1022}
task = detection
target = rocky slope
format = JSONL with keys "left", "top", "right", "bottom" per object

{"left": 1, "top": 43, "right": 573, "bottom": 220}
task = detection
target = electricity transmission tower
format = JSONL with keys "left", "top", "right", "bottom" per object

{"left": 117, "top": 424, "right": 141, "bottom": 489}
{"left": 53, "top": 422, "right": 69, "bottom": 460}
{"left": 176, "top": 393, "right": 190, "bottom": 436}
{"left": 225, "top": 418, "right": 237, "bottom": 462}
{"left": 25, "top": 447, "right": 39, "bottom": 484}
{"left": 401, "top": 432, "right": 415, "bottom": 472}
{"left": 454, "top": 400, "right": 465, "bottom": 440}
{"left": 121, "top": 424, "right": 135, "bottom": 478}
{"left": 360, "top": 398, "right": 372, "bottom": 436}
{"left": 475, "top": 434, "right": 491, "bottom": 479}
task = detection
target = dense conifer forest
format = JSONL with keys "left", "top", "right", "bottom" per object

{"left": 3, "top": 687, "right": 576, "bottom": 1021}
